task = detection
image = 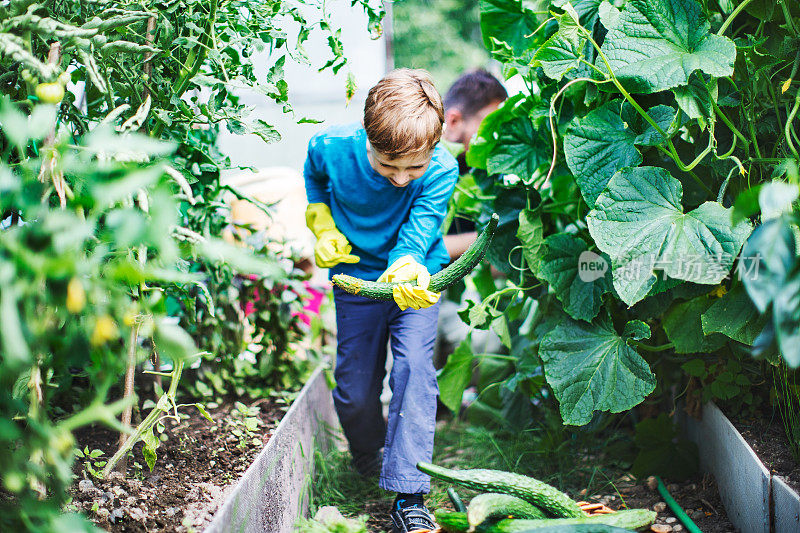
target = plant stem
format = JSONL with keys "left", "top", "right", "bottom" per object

{"left": 102, "top": 361, "right": 184, "bottom": 478}
{"left": 59, "top": 396, "right": 134, "bottom": 433}
{"left": 717, "top": 0, "right": 755, "bottom": 36}
{"left": 151, "top": 0, "right": 218, "bottom": 138}
{"left": 544, "top": 76, "right": 599, "bottom": 187}
{"left": 630, "top": 341, "right": 675, "bottom": 352}
{"left": 746, "top": 111, "right": 764, "bottom": 159}
{"left": 785, "top": 91, "right": 800, "bottom": 161}
{"left": 114, "top": 322, "right": 141, "bottom": 474}
{"left": 781, "top": 0, "right": 799, "bottom": 36}
{"left": 711, "top": 100, "right": 750, "bottom": 151}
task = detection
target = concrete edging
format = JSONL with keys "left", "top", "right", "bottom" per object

{"left": 203, "top": 365, "right": 340, "bottom": 533}
{"left": 681, "top": 402, "right": 800, "bottom": 533}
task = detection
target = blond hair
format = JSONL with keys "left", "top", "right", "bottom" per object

{"left": 363, "top": 68, "right": 444, "bottom": 158}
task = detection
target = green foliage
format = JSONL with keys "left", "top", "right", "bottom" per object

{"left": 0, "top": 0, "right": 381, "bottom": 528}
{"left": 393, "top": 0, "right": 490, "bottom": 89}
{"left": 0, "top": 110, "right": 202, "bottom": 531}
{"left": 597, "top": 0, "right": 736, "bottom": 93}
{"left": 446, "top": 0, "right": 800, "bottom": 428}
{"left": 631, "top": 414, "right": 698, "bottom": 481}
{"left": 439, "top": 337, "right": 476, "bottom": 413}
{"left": 539, "top": 312, "right": 656, "bottom": 425}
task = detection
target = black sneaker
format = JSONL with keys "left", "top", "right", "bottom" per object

{"left": 390, "top": 496, "right": 436, "bottom": 533}
{"left": 350, "top": 449, "right": 382, "bottom": 477}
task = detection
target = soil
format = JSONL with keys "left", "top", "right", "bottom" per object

{"left": 732, "top": 414, "right": 800, "bottom": 495}
{"left": 362, "top": 472, "right": 736, "bottom": 533}
{"left": 69, "top": 398, "right": 286, "bottom": 532}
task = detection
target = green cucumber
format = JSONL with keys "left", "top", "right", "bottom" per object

{"left": 331, "top": 213, "right": 499, "bottom": 299}
{"left": 512, "top": 526, "right": 641, "bottom": 533}
{"left": 489, "top": 509, "right": 656, "bottom": 532}
{"left": 468, "top": 493, "right": 546, "bottom": 530}
{"left": 417, "top": 463, "right": 583, "bottom": 518}
{"left": 436, "top": 510, "right": 471, "bottom": 533}
{"left": 448, "top": 487, "right": 468, "bottom": 513}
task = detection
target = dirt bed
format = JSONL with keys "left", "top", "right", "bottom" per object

{"left": 732, "top": 414, "right": 800, "bottom": 495}
{"left": 69, "top": 399, "right": 286, "bottom": 532}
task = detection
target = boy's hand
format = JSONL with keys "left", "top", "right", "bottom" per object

{"left": 378, "top": 255, "right": 440, "bottom": 310}
{"left": 306, "top": 203, "right": 361, "bottom": 268}
{"left": 314, "top": 229, "right": 361, "bottom": 268}
{"left": 392, "top": 284, "right": 439, "bottom": 310}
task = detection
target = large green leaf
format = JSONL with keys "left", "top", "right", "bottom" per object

{"left": 741, "top": 216, "right": 796, "bottom": 313}
{"left": 466, "top": 93, "right": 527, "bottom": 170}
{"left": 487, "top": 116, "right": 549, "bottom": 179}
{"left": 662, "top": 296, "right": 727, "bottom": 353}
{"left": 586, "top": 166, "right": 752, "bottom": 306}
{"left": 597, "top": 0, "right": 736, "bottom": 93}
{"left": 564, "top": 100, "right": 675, "bottom": 208}
{"left": 538, "top": 233, "right": 612, "bottom": 322}
{"left": 437, "top": 338, "right": 474, "bottom": 413}
{"left": 539, "top": 312, "right": 656, "bottom": 425}
{"left": 480, "top": 0, "right": 542, "bottom": 57}
{"left": 701, "top": 283, "right": 768, "bottom": 345}
{"left": 773, "top": 272, "right": 800, "bottom": 368}
{"left": 533, "top": 4, "right": 586, "bottom": 81}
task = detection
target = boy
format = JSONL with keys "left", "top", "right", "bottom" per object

{"left": 303, "top": 69, "right": 458, "bottom": 532}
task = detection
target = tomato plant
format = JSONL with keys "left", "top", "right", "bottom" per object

{"left": 1, "top": 0, "right": 383, "bottom": 529}
{"left": 440, "top": 0, "right": 800, "bottom": 428}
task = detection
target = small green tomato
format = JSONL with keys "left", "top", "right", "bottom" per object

{"left": 35, "top": 82, "right": 65, "bottom": 104}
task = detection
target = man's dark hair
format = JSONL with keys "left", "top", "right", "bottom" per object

{"left": 443, "top": 69, "right": 508, "bottom": 118}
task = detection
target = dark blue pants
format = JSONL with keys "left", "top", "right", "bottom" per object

{"left": 332, "top": 286, "right": 440, "bottom": 493}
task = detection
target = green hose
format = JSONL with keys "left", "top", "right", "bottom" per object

{"left": 656, "top": 476, "right": 703, "bottom": 533}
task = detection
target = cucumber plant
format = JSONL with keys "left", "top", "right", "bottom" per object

{"left": 439, "top": 0, "right": 800, "bottom": 433}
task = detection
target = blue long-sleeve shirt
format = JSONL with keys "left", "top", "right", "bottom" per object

{"left": 304, "top": 122, "right": 458, "bottom": 281}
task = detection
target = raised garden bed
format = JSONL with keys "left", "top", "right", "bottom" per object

{"left": 68, "top": 365, "right": 338, "bottom": 533}
{"left": 204, "top": 365, "right": 339, "bottom": 533}
{"left": 682, "top": 402, "right": 800, "bottom": 533}
{"left": 70, "top": 398, "right": 287, "bottom": 532}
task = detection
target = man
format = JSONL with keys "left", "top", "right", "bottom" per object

{"left": 435, "top": 69, "right": 508, "bottom": 381}
{"left": 441, "top": 69, "right": 508, "bottom": 258}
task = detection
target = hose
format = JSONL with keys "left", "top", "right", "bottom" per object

{"left": 656, "top": 476, "right": 703, "bottom": 533}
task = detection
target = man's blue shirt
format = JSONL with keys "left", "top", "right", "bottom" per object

{"left": 304, "top": 123, "right": 458, "bottom": 281}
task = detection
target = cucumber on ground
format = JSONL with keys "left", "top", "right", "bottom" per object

{"left": 467, "top": 493, "right": 546, "bottom": 530}
{"left": 435, "top": 510, "right": 470, "bottom": 533}
{"left": 512, "top": 526, "right": 641, "bottom": 533}
{"left": 489, "top": 509, "right": 657, "bottom": 532}
{"left": 416, "top": 463, "right": 583, "bottom": 518}
{"left": 448, "top": 487, "right": 468, "bottom": 513}
{"left": 331, "top": 213, "right": 499, "bottom": 299}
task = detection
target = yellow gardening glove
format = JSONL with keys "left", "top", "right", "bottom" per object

{"left": 378, "top": 255, "right": 440, "bottom": 311}
{"left": 305, "top": 203, "right": 360, "bottom": 268}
